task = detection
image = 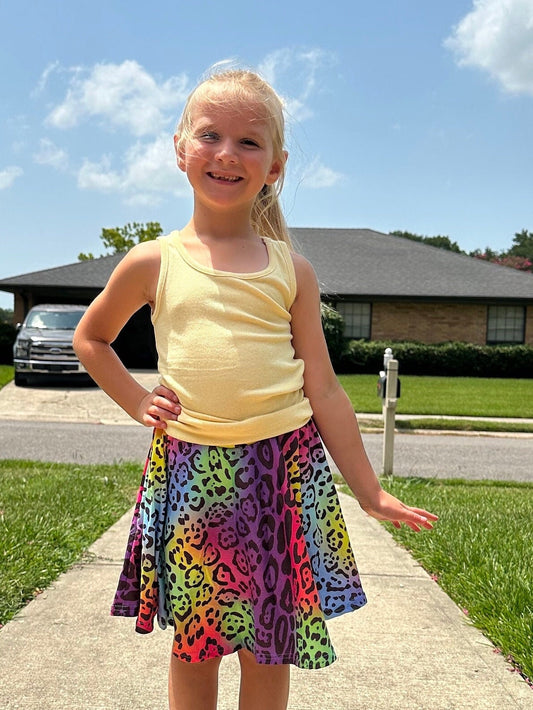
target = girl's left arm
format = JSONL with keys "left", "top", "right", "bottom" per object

{"left": 290, "top": 254, "right": 437, "bottom": 532}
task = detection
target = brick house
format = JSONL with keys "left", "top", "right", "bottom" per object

{"left": 293, "top": 228, "right": 533, "bottom": 346}
{"left": 1, "top": 228, "right": 532, "bottom": 366}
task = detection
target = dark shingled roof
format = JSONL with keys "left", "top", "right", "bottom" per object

{"left": 0, "top": 253, "right": 125, "bottom": 291}
{"left": 1, "top": 228, "right": 532, "bottom": 302}
{"left": 291, "top": 228, "right": 533, "bottom": 301}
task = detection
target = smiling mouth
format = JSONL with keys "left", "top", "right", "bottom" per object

{"left": 207, "top": 172, "right": 242, "bottom": 182}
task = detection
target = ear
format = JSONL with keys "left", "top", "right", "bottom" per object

{"left": 265, "top": 150, "right": 288, "bottom": 186}
{"left": 174, "top": 134, "right": 187, "bottom": 172}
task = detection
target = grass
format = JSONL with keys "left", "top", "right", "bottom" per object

{"left": 0, "top": 365, "right": 14, "bottom": 389}
{"left": 357, "top": 417, "right": 533, "bottom": 434}
{"left": 0, "top": 459, "right": 140, "bottom": 627}
{"left": 338, "top": 374, "right": 533, "bottom": 418}
{"left": 337, "top": 475, "right": 533, "bottom": 686}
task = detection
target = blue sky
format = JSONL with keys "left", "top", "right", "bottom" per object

{"left": 1, "top": 0, "right": 533, "bottom": 310}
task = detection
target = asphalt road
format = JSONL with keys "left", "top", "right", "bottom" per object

{"left": 1, "top": 419, "right": 531, "bottom": 482}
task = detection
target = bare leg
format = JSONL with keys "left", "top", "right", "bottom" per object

{"left": 237, "top": 649, "right": 290, "bottom": 710}
{"left": 168, "top": 652, "right": 222, "bottom": 710}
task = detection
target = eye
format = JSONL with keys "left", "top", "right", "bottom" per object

{"left": 199, "top": 130, "right": 218, "bottom": 141}
{"left": 241, "top": 138, "right": 260, "bottom": 148}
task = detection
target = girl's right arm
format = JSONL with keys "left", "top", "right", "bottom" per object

{"left": 73, "top": 241, "right": 180, "bottom": 428}
{"left": 290, "top": 253, "right": 437, "bottom": 532}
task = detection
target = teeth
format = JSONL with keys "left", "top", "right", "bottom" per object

{"left": 210, "top": 172, "right": 240, "bottom": 182}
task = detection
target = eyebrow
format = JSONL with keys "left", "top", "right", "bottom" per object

{"left": 193, "top": 117, "right": 267, "bottom": 138}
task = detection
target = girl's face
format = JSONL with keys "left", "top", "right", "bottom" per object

{"left": 175, "top": 99, "right": 285, "bottom": 216}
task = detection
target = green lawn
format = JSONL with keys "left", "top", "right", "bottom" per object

{"left": 0, "top": 459, "right": 140, "bottom": 627}
{"left": 0, "top": 365, "right": 13, "bottom": 389}
{"left": 337, "top": 475, "right": 533, "bottom": 686}
{"left": 338, "top": 374, "right": 533, "bottom": 418}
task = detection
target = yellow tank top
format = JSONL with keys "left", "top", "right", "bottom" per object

{"left": 152, "top": 231, "right": 313, "bottom": 446}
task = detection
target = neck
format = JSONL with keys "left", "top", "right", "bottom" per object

{"left": 184, "top": 199, "right": 258, "bottom": 242}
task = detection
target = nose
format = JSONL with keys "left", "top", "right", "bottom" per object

{"left": 215, "top": 138, "right": 238, "bottom": 164}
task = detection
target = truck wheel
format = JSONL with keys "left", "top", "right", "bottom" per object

{"left": 14, "top": 372, "right": 28, "bottom": 387}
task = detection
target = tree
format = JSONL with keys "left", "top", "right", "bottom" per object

{"left": 0, "top": 307, "right": 14, "bottom": 324}
{"left": 508, "top": 229, "right": 533, "bottom": 262}
{"left": 472, "top": 251, "right": 532, "bottom": 272}
{"left": 390, "top": 231, "right": 464, "bottom": 253}
{"left": 78, "top": 221, "right": 164, "bottom": 260}
{"left": 471, "top": 232, "right": 533, "bottom": 273}
{"left": 392, "top": 228, "right": 533, "bottom": 272}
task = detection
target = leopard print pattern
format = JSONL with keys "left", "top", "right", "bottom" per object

{"left": 111, "top": 421, "right": 367, "bottom": 669}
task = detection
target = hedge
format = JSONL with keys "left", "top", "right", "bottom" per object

{"left": 0, "top": 322, "right": 16, "bottom": 365}
{"left": 320, "top": 303, "right": 348, "bottom": 368}
{"left": 338, "top": 339, "right": 533, "bottom": 378}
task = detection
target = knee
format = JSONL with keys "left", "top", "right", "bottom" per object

{"left": 238, "top": 648, "right": 289, "bottom": 676}
{"left": 170, "top": 652, "right": 223, "bottom": 679}
{"left": 238, "top": 648, "right": 261, "bottom": 670}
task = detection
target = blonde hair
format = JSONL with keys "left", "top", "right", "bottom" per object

{"left": 175, "top": 68, "right": 292, "bottom": 248}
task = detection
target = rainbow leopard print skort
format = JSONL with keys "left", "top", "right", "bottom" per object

{"left": 111, "top": 420, "right": 367, "bottom": 668}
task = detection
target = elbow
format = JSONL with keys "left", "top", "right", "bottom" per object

{"left": 72, "top": 327, "right": 107, "bottom": 366}
{"left": 72, "top": 328, "right": 83, "bottom": 360}
{"left": 305, "top": 377, "right": 343, "bottom": 411}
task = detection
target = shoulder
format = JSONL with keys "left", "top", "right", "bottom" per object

{"left": 124, "top": 239, "right": 161, "bottom": 262}
{"left": 290, "top": 252, "right": 320, "bottom": 300}
{"left": 105, "top": 241, "right": 162, "bottom": 302}
{"left": 113, "top": 240, "right": 161, "bottom": 276}
{"left": 290, "top": 251, "right": 316, "bottom": 276}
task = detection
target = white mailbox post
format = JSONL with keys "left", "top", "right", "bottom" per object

{"left": 382, "top": 348, "right": 399, "bottom": 475}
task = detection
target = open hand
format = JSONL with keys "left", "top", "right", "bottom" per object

{"left": 362, "top": 489, "right": 438, "bottom": 532}
{"left": 137, "top": 385, "right": 181, "bottom": 429}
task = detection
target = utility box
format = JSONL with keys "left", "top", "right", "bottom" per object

{"left": 377, "top": 374, "right": 401, "bottom": 399}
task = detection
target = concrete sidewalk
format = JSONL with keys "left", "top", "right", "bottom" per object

{"left": 0, "top": 492, "right": 530, "bottom": 709}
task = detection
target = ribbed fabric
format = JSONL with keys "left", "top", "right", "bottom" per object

{"left": 152, "top": 232, "right": 313, "bottom": 446}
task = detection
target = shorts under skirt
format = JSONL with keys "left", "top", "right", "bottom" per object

{"left": 111, "top": 420, "right": 367, "bottom": 669}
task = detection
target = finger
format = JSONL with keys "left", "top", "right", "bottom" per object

{"left": 142, "top": 413, "right": 167, "bottom": 429}
{"left": 406, "top": 523, "right": 421, "bottom": 532}
{"left": 405, "top": 516, "right": 434, "bottom": 532}
{"left": 410, "top": 507, "right": 439, "bottom": 521}
{"left": 153, "top": 385, "right": 180, "bottom": 403}
{"left": 148, "top": 405, "right": 179, "bottom": 422}
{"left": 151, "top": 396, "right": 181, "bottom": 415}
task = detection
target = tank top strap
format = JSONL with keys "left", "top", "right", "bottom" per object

{"left": 263, "top": 238, "right": 297, "bottom": 306}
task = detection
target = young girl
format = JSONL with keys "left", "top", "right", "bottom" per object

{"left": 74, "top": 67, "right": 437, "bottom": 710}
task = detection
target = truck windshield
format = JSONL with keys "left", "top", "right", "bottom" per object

{"left": 25, "top": 310, "right": 86, "bottom": 330}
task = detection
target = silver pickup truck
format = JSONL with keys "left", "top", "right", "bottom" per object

{"left": 13, "top": 304, "right": 88, "bottom": 386}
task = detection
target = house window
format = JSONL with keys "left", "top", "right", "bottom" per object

{"left": 486, "top": 305, "right": 525, "bottom": 344}
{"left": 335, "top": 302, "right": 371, "bottom": 339}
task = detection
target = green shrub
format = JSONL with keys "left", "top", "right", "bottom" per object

{"left": 0, "top": 322, "right": 16, "bottom": 365}
{"left": 320, "top": 302, "right": 347, "bottom": 368}
{"left": 339, "top": 339, "right": 533, "bottom": 378}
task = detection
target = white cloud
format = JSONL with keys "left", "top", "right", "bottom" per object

{"left": 32, "top": 61, "right": 61, "bottom": 97}
{"left": 301, "top": 157, "right": 343, "bottom": 189}
{"left": 445, "top": 0, "right": 533, "bottom": 95}
{"left": 258, "top": 48, "right": 337, "bottom": 121}
{"left": 77, "top": 133, "right": 186, "bottom": 205}
{"left": 0, "top": 166, "right": 23, "bottom": 190}
{"left": 33, "top": 138, "right": 68, "bottom": 170}
{"left": 47, "top": 60, "right": 190, "bottom": 136}
{"left": 35, "top": 51, "right": 337, "bottom": 204}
